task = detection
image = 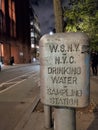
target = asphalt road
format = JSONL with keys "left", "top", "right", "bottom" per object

{"left": 0, "top": 64, "right": 40, "bottom": 83}
{"left": 0, "top": 64, "right": 40, "bottom": 130}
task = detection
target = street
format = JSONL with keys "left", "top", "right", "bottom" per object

{"left": 0, "top": 64, "right": 40, "bottom": 130}
{"left": 0, "top": 64, "right": 39, "bottom": 83}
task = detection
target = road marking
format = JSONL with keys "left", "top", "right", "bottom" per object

{"left": 0, "top": 79, "right": 26, "bottom": 94}
{"left": 0, "top": 71, "right": 38, "bottom": 94}
{"left": 5, "top": 71, "right": 35, "bottom": 83}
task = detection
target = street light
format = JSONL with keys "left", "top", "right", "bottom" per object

{"left": 49, "top": 31, "right": 54, "bottom": 35}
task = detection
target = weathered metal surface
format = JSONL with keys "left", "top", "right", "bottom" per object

{"left": 40, "top": 32, "right": 90, "bottom": 108}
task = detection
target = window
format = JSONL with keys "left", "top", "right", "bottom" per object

{"left": 0, "top": 0, "right": 4, "bottom": 33}
{"left": 0, "top": 0, "right": 1, "bottom": 9}
{"left": 9, "top": 0, "right": 16, "bottom": 37}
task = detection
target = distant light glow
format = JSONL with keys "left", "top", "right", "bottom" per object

{"left": 49, "top": 31, "right": 53, "bottom": 35}
{"left": 31, "top": 32, "right": 34, "bottom": 37}
{"left": 31, "top": 44, "right": 34, "bottom": 48}
{"left": 33, "top": 58, "right": 36, "bottom": 62}
{"left": 30, "top": 21, "right": 33, "bottom": 25}
{"left": 36, "top": 45, "right": 39, "bottom": 49}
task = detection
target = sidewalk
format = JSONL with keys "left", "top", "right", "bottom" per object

{"left": 1, "top": 64, "right": 28, "bottom": 70}
{"left": 15, "top": 76, "right": 98, "bottom": 130}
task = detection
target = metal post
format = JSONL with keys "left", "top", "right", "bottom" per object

{"left": 44, "top": 105, "right": 52, "bottom": 128}
{"left": 54, "top": 107, "right": 76, "bottom": 130}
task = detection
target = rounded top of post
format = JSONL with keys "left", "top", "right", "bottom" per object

{"left": 39, "top": 32, "right": 89, "bottom": 46}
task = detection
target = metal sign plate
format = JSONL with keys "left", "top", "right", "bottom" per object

{"left": 40, "top": 32, "right": 90, "bottom": 108}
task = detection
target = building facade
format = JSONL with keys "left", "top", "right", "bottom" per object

{"left": 30, "top": 7, "right": 41, "bottom": 61}
{"left": 0, "top": 0, "right": 32, "bottom": 65}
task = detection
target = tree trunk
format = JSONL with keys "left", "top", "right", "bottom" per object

{"left": 53, "top": 0, "right": 63, "bottom": 32}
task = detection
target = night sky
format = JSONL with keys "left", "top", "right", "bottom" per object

{"left": 30, "top": 0, "right": 68, "bottom": 35}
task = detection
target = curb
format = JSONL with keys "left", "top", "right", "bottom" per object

{"left": 14, "top": 95, "right": 40, "bottom": 130}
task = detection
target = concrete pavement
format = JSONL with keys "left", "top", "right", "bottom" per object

{"left": 16, "top": 75, "right": 98, "bottom": 130}
{"left": 1, "top": 63, "right": 98, "bottom": 130}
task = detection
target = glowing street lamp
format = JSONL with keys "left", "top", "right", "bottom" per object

{"left": 49, "top": 31, "right": 54, "bottom": 35}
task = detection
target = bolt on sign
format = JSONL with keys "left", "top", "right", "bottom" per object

{"left": 39, "top": 32, "right": 90, "bottom": 108}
